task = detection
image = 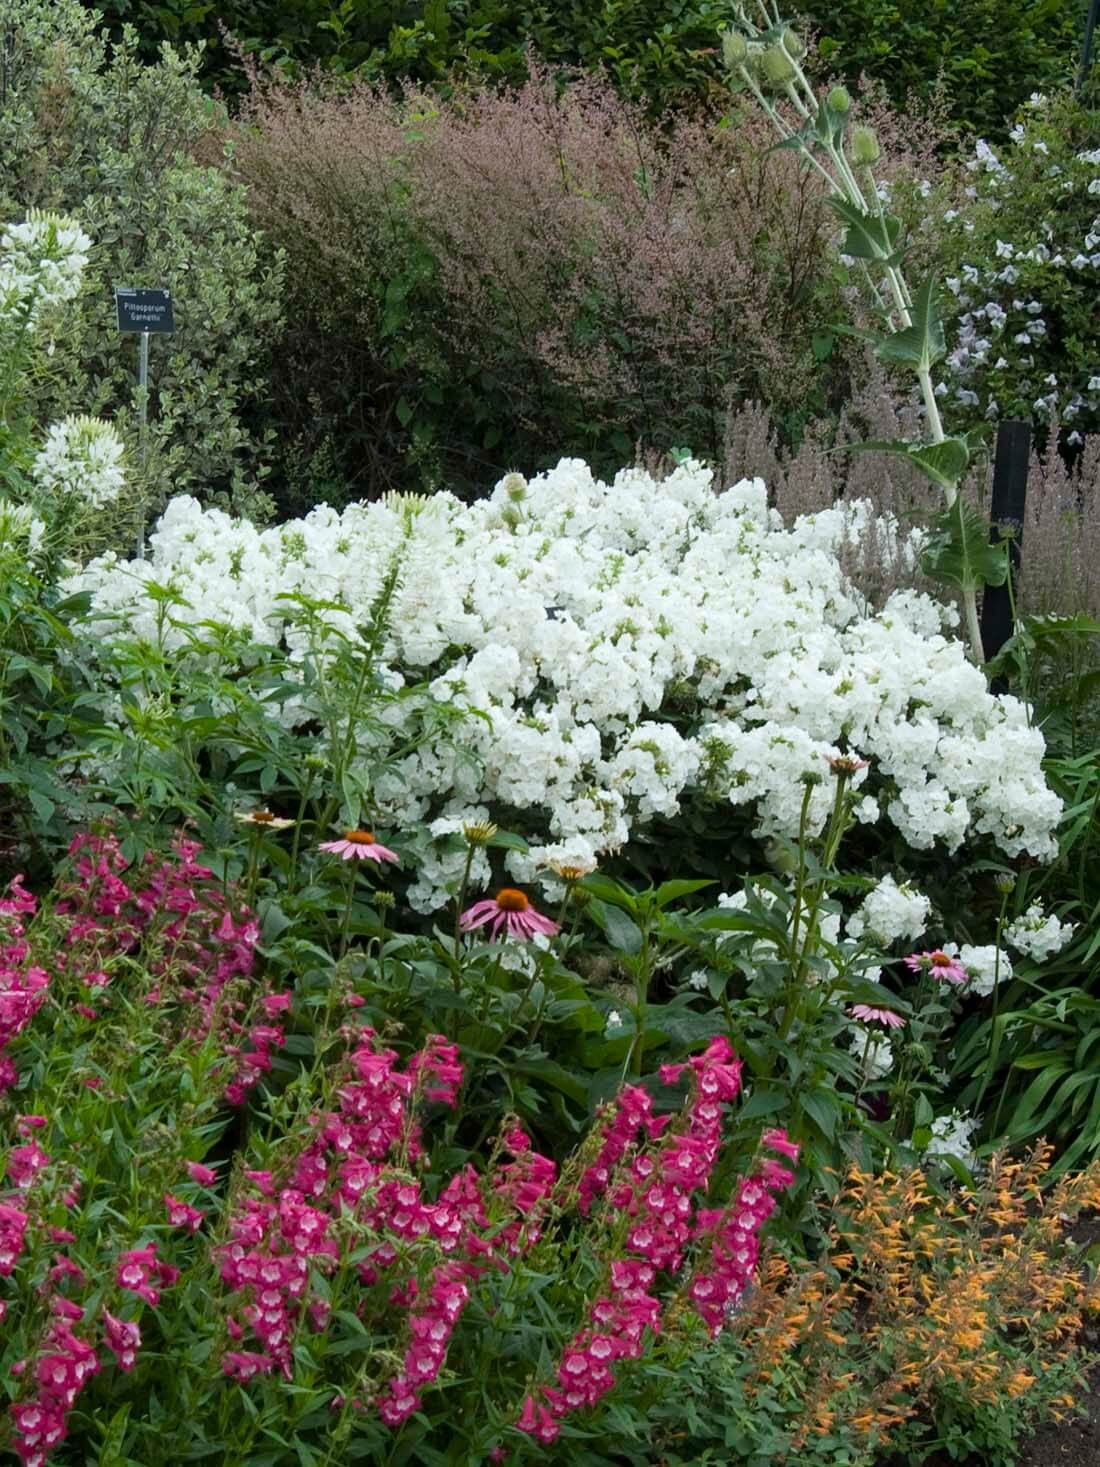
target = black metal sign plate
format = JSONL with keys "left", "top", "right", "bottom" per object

{"left": 115, "top": 287, "right": 174, "bottom": 333}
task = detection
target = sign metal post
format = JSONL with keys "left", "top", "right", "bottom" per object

{"left": 114, "top": 287, "right": 174, "bottom": 560}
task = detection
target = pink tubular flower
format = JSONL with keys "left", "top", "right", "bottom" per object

{"left": 459, "top": 888, "right": 559, "bottom": 942}
{"left": 102, "top": 1311, "right": 141, "bottom": 1371}
{"left": 904, "top": 949, "right": 968, "bottom": 985}
{"left": 164, "top": 1193, "right": 205, "bottom": 1233}
{"left": 848, "top": 1004, "right": 906, "bottom": 1029}
{"left": 186, "top": 1161, "right": 217, "bottom": 1186}
{"left": 761, "top": 1127, "right": 801, "bottom": 1163}
{"left": 7, "top": 1142, "right": 48, "bottom": 1189}
{"left": 222, "top": 1350, "right": 275, "bottom": 1382}
{"left": 0, "top": 1202, "right": 29, "bottom": 1275}
{"left": 318, "top": 829, "right": 399, "bottom": 864}
{"left": 116, "top": 1244, "right": 177, "bottom": 1306}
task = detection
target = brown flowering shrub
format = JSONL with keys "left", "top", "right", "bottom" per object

{"left": 230, "top": 63, "right": 853, "bottom": 507}
{"left": 660, "top": 1148, "right": 1100, "bottom": 1465}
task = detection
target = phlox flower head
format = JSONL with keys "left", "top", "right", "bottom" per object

{"left": 318, "top": 829, "right": 399, "bottom": 863}
{"left": 460, "top": 888, "right": 559, "bottom": 942}
{"left": 848, "top": 1004, "right": 906, "bottom": 1028}
{"left": 904, "top": 948, "right": 968, "bottom": 984}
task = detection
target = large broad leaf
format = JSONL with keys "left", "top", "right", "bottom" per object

{"left": 828, "top": 197, "right": 902, "bottom": 262}
{"left": 922, "top": 497, "right": 1009, "bottom": 592}
{"left": 847, "top": 435, "right": 970, "bottom": 492}
{"left": 874, "top": 275, "right": 946, "bottom": 372}
{"left": 586, "top": 897, "right": 642, "bottom": 955}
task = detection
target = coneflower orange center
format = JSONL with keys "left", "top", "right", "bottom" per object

{"left": 345, "top": 829, "right": 376, "bottom": 844}
{"left": 495, "top": 887, "right": 530, "bottom": 912}
{"left": 930, "top": 951, "right": 950, "bottom": 965}
{"left": 252, "top": 811, "right": 276, "bottom": 824}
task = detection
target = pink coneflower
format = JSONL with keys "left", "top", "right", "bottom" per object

{"left": 827, "top": 754, "right": 871, "bottom": 776}
{"left": 460, "top": 888, "right": 560, "bottom": 942}
{"left": 318, "top": 829, "right": 399, "bottom": 863}
{"left": 904, "top": 949, "right": 967, "bottom": 985}
{"left": 848, "top": 1004, "right": 906, "bottom": 1029}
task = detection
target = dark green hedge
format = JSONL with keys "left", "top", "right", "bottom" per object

{"left": 84, "top": 0, "right": 1091, "bottom": 136}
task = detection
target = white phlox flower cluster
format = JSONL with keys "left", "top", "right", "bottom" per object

{"left": 1003, "top": 903, "right": 1074, "bottom": 961}
{"left": 923, "top": 1110, "right": 979, "bottom": 1166}
{"left": 955, "top": 943, "right": 1012, "bottom": 997}
{"left": 848, "top": 1029, "right": 894, "bottom": 1081}
{"left": 0, "top": 210, "right": 91, "bottom": 327}
{"left": 845, "top": 874, "right": 931, "bottom": 945}
{"left": 32, "top": 416, "right": 126, "bottom": 510}
{"left": 69, "top": 460, "right": 1062, "bottom": 909}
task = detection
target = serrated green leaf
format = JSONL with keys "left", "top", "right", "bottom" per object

{"left": 846, "top": 435, "right": 970, "bottom": 490}
{"left": 828, "top": 197, "right": 902, "bottom": 261}
{"left": 874, "top": 275, "right": 945, "bottom": 372}
{"left": 921, "top": 496, "right": 1008, "bottom": 592}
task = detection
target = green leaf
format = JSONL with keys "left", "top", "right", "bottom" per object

{"left": 921, "top": 497, "right": 1009, "bottom": 592}
{"left": 828, "top": 197, "right": 902, "bottom": 262}
{"left": 847, "top": 436, "right": 970, "bottom": 491}
{"left": 587, "top": 897, "right": 642, "bottom": 955}
{"left": 874, "top": 275, "right": 946, "bottom": 372}
{"left": 653, "top": 878, "right": 714, "bottom": 908}
{"left": 800, "top": 1088, "right": 839, "bottom": 1138}
{"left": 738, "top": 1087, "right": 788, "bottom": 1120}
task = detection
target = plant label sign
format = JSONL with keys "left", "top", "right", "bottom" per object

{"left": 115, "top": 287, "right": 174, "bottom": 334}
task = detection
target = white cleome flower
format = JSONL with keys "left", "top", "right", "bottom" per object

{"left": 33, "top": 416, "right": 125, "bottom": 510}
{"left": 0, "top": 209, "right": 91, "bottom": 325}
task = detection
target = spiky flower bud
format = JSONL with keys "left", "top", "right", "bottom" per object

{"left": 826, "top": 85, "right": 852, "bottom": 115}
{"left": 781, "top": 28, "right": 805, "bottom": 58}
{"left": 721, "top": 29, "right": 749, "bottom": 67}
{"left": 759, "top": 46, "right": 795, "bottom": 85}
{"left": 850, "top": 125, "right": 880, "bottom": 166}
{"left": 463, "top": 820, "right": 499, "bottom": 847}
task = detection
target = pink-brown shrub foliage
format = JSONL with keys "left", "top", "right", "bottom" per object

{"left": 230, "top": 66, "right": 845, "bottom": 502}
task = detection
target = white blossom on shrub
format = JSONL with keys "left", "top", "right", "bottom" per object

{"left": 68, "top": 459, "right": 1063, "bottom": 908}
